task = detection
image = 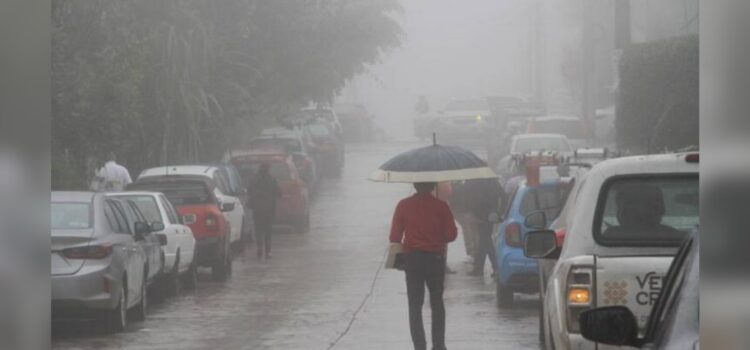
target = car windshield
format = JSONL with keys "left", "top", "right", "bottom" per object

{"left": 51, "top": 203, "right": 91, "bottom": 230}
{"left": 530, "top": 119, "right": 586, "bottom": 139}
{"left": 307, "top": 124, "right": 332, "bottom": 140}
{"left": 520, "top": 184, "right": 569, "bottom": 221}
{"left": 596, "top": 175, "right": 699, "bottom": 245}
{"left": 114, "top": 195, "right": 161, "bottom": 223}
{"left": 128, "top": 181, "right": 213, "bottom": 206}
{"left": 513, "top": 137, "right": 570, "bottom": 154}
{"left": 250, "top": 138, "right": 302, "bottom": 153}
{"left": 235, "top": 161, "right": 291, "bottom": 182}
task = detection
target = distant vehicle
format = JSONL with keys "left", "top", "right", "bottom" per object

{"left": 244, "top": 127, "right": 318, "bottom": 190}
{"left": 524, "top": 152, "right": 699, "bottom": 350}
{"left": 138, "top": 165, "right": 246, "bottom": 247}
{"left": 335, "top": 103, "right": 374, "bottom": 142}
{"left": 305, "top": 121, "right": 345, "bottom": 176}
{"left": 127, "top": 176, "right": 233, "bottom": 281}
{"left": 579, "top": 231, "right": 698, "bottom": 349}
{"left": 491, "top": 175, "right": 572, "bottom": 307}
{"left": 433, "top": 110, "right": 490, "bottom": 143}
{"left": 526, "top": 116, "right": 590, "bottom": 149}
{"left": 496, "top": 134, "right": 573, "bottom": 180}
{"left": 51, "top": 192, "right": 150, "bottom": 333}
{"left": 111, "top": 191, "right": 197, "bottom": 295}
{"left": 300, "top": 106, "right": 343, "bottom": 136}
{"left": 229, "top": 151, "right": 311, "bottom": 233}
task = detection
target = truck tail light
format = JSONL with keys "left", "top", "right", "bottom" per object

{"left": 505, "top": 223, "right": 522, "bottom": 248}
{"left": 63, "top": 244, "right": 113, "bottom": 259}
{"left": 566, "top": 266, "right": 593, "bottom": 333}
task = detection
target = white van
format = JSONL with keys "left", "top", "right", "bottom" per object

{"left": 524, "top": 153, "right": 699, "bottom": 350}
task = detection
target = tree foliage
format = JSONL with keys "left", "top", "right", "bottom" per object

{"left": 52, "top": 0, "right": 402, "bottom": 189}
{"left": 616, "top": 34, "right": 698, "bottom": 154}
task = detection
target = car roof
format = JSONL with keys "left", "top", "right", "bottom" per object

{"left": 513, "top": 133, "right": 568, "bottom": 140}
{"left": 531, "top": 115, "right": 582, "bottom": 121}
{"left": 51, "top": 191, "right": 100, "bottom": 203}
{"left": 139, "top": 165, "right": 218, "bottom": 179}
{"left": 108, "top": 191, "right": 163, "bottom": 197}
{"left": 589, "top": 152, "right": 699, "bottom": 176}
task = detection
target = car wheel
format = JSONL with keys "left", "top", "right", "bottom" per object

{"left": 182, "top": 260, "right": 198, "bottom": 290}
{"left": 165, "top": 256, "right": 181, "bottom": 297}
{"left": 212, "top": 243, "right": 230, "bottom": 281}
{"left": 495, "top": 282, "right": 514, "bottom": 308}
{"left": 105, "top": 282, "right": 127, "bottom": 333}
{"left": 131, "top": 275, "right": 147, "bottom": 322}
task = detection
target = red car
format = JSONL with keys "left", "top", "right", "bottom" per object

{"left": 127, "top": 176, "right": 233, "bottom": 281}
{"left": 230, "top": 152, "right": 311, "bottom": 233}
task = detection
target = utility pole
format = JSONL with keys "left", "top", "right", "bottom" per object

{"left": 614, "top": 0, "right": 631, "bottom": 50}
{"left": 581, "top": 0, "right": 594, "bottom": 123}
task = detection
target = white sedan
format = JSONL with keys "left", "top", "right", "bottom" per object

{"left": 111, "top": 191, "right": 197, "bottom": 295}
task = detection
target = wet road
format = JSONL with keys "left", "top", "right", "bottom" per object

{"left": 52, "top": 141, "right": 540, "bottom": 350}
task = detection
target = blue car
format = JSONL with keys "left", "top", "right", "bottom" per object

{"left": 494, "top": 177, "right": 569, "bottom": 307}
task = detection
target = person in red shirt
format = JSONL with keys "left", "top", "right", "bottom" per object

{"left": 390, "top": 182, "right": 458, "bottom": 350}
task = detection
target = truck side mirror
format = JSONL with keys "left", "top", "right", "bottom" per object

{"left": 523, "top": 230, "right": 559, "bottom": 259}
{"left": 579, "top": 306, "right": 641, "bottom": 347}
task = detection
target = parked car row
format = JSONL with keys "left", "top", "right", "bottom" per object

{"left": 507, "top": 152, "right": 699, "bottom": 349}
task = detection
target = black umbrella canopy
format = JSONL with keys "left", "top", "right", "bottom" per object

{"left": 369, "top": 144, "right": 497, "bottom": 183}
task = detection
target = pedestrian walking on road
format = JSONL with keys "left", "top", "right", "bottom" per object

{"left": 466, "top": 178, "right": 505, "bottom": 276}
{"left": 390, "top": 182, "right": 458, "bottom": 350}
{"left": 91, "top": 152, "right": 132, "bottom": 192}
{"left": 249, "top": 163, "right": 279, "bottom": 260}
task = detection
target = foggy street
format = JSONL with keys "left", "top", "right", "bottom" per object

{"left": 52, "top": 141, "right": 539, "bottom": 350}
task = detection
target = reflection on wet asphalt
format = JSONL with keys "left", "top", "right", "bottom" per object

{"left": 52, "top": 141, "right": 540, "bottom": 350}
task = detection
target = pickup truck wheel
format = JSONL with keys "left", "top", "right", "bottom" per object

{"left": 105, "top": 282, "right": 127, "bottom": 333}
{"left": 495, "top": 282, "right": 514, "bottom": 308}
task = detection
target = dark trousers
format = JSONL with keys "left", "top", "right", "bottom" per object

{"left": 405, "top": 251, "right": 447, "bottom": 350}
{"left": 473, "top": 222, "right": 498, "bottom": 274}
{"left": 254, "top": 218, "right": 273, "bottom": 255}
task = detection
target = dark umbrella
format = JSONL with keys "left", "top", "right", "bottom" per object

{"left": 369, "top": 137, "right": 496, "bottom": 183}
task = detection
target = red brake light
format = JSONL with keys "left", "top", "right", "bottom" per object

{"left": 685, "top": 153, "right": 699, "bottom": 163}
{"left": 555, "top": 229, "right": 566, "bottom": 248}
{"left": 63, "top": 244, "right": 113, "bottom": 259}
{"left": 505, "top": 223, "right": 522, "bottom": 247}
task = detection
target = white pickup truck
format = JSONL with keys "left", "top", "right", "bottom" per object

{"left": 524, "top": 152, "right": 699, "bottom": 350}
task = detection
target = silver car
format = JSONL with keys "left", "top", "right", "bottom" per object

{"left": 51, "top": 192, "right": 151, "bottom": 333}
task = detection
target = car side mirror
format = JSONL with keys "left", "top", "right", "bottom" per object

{"left": 149, "top": 221, "right": 165, "bottom": 232}
{"left": 488, "top": 213, "right": 501, "bottom": 223}
{"left": 220, "top": 202, "right": 235, "bottom": 212}
{"left": 525, "top": 210, "right": 547, "bottom": 230}
{"left": 579, "top": 306, "right": 641, "bottom": 347}
{"left": 134, "top": 221, "right": 150, "bottom": 240}
{"left": 155, "top": 233, "right": 168, "bottom": 246}
{"left": 523, "top": 230, "right": 559, "bottom": 259}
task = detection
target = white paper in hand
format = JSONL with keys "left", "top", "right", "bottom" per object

{"left": 385, "top": 242, "right": 404, "bottom": 270}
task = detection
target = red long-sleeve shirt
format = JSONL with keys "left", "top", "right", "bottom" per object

{"left": 389, "top": 193, "right": 458, "bottom": 254}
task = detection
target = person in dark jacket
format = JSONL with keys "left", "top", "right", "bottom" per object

{"left": 249, "top": 163, "right": 279, "bottom": 260}
{"left": 390, "top": 182, "right": 458, "bottom": 350}
{"left": 467, "top": 178, "right": 506, "bottom": 276}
